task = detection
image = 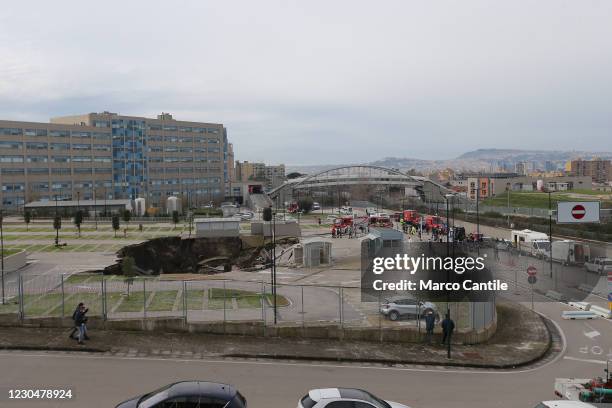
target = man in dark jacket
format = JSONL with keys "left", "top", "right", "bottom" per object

{"left": 69, "top": 303, "right": 83, "bottom": 340}
{"left": 424, "top": 310, "right": 436, "bottom": 343}
{"left": 441, "top": 313, "right": 455, "bottom": 345}
{"left": 74, "top": 303, "right": 89, "bottom": 345}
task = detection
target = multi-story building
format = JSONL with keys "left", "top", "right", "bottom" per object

{"left": 568, "top": 158, "right": 611, "bottom": 184}
{"left": 0, "top": 111, "right": 230, "bottom": 210}
{"left": 234, "top": 161, "right": 285, "bottom": 190}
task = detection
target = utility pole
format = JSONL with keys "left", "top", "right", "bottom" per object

{"left": 548, "top": 190, "right": 553, "bottom": 279}
{"left": 55, "top": 195, "right": 59, "bottom": 246}
{"left": 94, "top": 187, "right": 98, "bottom": 230}
{"left": 444, "top": 193, "right": 454, "bottom": 359}
{"left": 506, "top": 184, "right": 511, "bottom": 228}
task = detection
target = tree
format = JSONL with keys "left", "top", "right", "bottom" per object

{"left": 121, "top": 256, "right": 136, "bottom": 298}
{"left": 298, "top": 197, "right": 314, "bottom": 214}
{"left": 73, "top": 210, "right": 84, "bottom": 237}
{"left": 24, "top": 211, "right": 31, "bottom": 231}
{"left": 286, "top": 172, "right": 304, "bottom": 179}
{"left": 112, "top": 214, "right": 120, "bottom": 238}
{"left": 53, "top": 215, "right": 61, "bottom": 246}
{"left": 172, "top": 210, "right": 180, "bottom": 229}
{"left": 122, "top": 209, "right": 131, "bottom": 227}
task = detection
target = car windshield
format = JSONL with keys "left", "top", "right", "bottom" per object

{"left": 338, "top": 389, "right": 391, "bottom": 408}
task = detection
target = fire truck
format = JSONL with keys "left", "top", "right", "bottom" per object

{"left": 424, "top": 215, "right": 443, "bottom": 231}
{"left": 369, "top": 214, "right": 393, "bottom": 228}
{"left": 402, "top": 210, "right": 420, "bottom": 225}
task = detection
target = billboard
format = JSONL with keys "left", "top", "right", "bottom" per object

{"left": 556, "top": 201, "right": 600, "bottom": 224}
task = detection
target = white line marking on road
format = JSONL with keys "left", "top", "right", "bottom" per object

{"left": 583, "top": 330, "right": 600, "bottom": 339}
{"left": 563, "top": 356, "right": 608, "bottom": 365}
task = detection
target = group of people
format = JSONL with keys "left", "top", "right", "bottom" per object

{"left": 69, "top": 302, "right": 89, "bottom": 345}
{"left": 331, "top": 224, "right": 366, "bottom": 239}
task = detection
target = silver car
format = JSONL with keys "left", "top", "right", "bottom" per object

{"left": 298, "top": 388, "right": 410, "bottom": 408}
{"left": 380, "top": 297, "right": 439, "bottom": 321}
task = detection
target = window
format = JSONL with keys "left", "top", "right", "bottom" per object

{"left": 49, "top": 130, "right": 70, "bottom": 137}
{"left": 27, "top": 155, "right": 48, "bottom": 163}
{"left": 31, "top": 183, "right": 49, "bottom": 191}
{"left": 26, "top": 142, "right": 48, "bottom": 150}
{"left": 152, "top": 396, "right": 228, "bottom": 407}
{"left": 179, "top": 147, "right": 193, "bottom": 153}
{"left": 148, "top": 124, "right": 162, "bottom": 131}
{"left": 0, "top": 156, "right": 23, "bottom": 163}
{"left": 51, "top": 156, "right": 70, "bottom": 162}
{"left": 52, "top": 182, "right": 72, "bottom": 190}
{"left": 148, "top": 146, "right": 163, "bottom": 152}
{"left": 165, "top": 135, "right": 178, "bottom": 143}
{"left": 207, "top": 128, "right": 219, "bottom": 134}
{"left": 93, "top": 120, "right": 110, "bottom": 128}
{"left": 162, "top": 125, "right": 177, "bottom": 131}
{"left": 24, "top": 128, "right": 47, "bottom": 137}
{"left": 94, "top": 157, "right": 111, "bottom": 163}
{"left": 0, "top": 141, "right": 23, "bottom": 149}
{"left": 93, "top": 132, "right": 111, "bottom": 140}
{"left": 164, "top": 146, "right": 178, "bottom": 152}
{"left": 50, "top": 143, "right": 70, "bottom": 150}
{"left": 72, "top": 144, "right": 91, "bottom": 150}
{"left": 179, "top": 136, "right": 193, "bottom": 142}
{"left": 0, "top": 128, "right": 22, "bottom": 135}
{"left": 93, "top": 144, "right": 111, "bottom": 151}
{"left": 74, "top": 168, "right": 92, "bottom": 174}
{"left": 28, "top": 168, "right": 49, "bottom": 175}
{"left": 71, "top": 131, "right": 91, "bottom": 138}
{"left": 324, "top": 402, "right": 355, "bottom": 408}
{"left": 179, "top": 127, "right": 192, "bottom": 133}
{"left": 2, "top": 183, "right": 25, "bottom": 192}
{"left": 51, "top": 168, "right": 71, "bottom": 175}
{"left": 208, "top": 138, "right": 220, "bottom": 143}
{"left": 1, "top": 169, "right": 24, "bottom": 175}
{"left": 95, "top": 168, "right": 111, "bottom": 174}
{"left": 148, "top": 135, "right": 163, "bottom": 142}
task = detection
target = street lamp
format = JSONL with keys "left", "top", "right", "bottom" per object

{"left": 444, "top": 193, "right": 455, "bottom": 359}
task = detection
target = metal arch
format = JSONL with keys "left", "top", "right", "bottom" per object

{"left": 293, "top": 165, "right": 417, "bottom": 186}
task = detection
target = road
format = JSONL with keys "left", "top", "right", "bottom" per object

{"left": 0, "top": 297, "right": 610, "bottom": 408}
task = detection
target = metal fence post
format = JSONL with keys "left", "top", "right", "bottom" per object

{"left": 182, "top": 280, "right": 187, "bottom": 324}
{"left": 301, "top": 285, "right": 305, "bottom": 328}
{"left": 18, "top": 275, "right": 24, "bottom": 321}
{"left": 223, "top": 280, "right": 227, "bottom": 331}
{"left": 143, "top": 279, "right": 147, "bottom": 319}
{"left": 102, "top": 277, "right": 107, "bottom": 321}
{"left": 61, "top": 274, "right": 65, "bottom": 319}
{"left": 262, "top": 282, "right": 266, "bottom": 331}
{"left": 339, "top": 287, "right": 343, "bottom": 328}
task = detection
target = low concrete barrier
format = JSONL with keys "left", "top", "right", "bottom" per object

{"left": 546, "top": 291, "right": 567, "bottom": 302}
{"left": 0, "top": 314, "right": 498, "bottom": 345}
{"left": 577, "top": 284, "right": 595, "bottom": 293}
{"left": 590, "top": 305, "right": 612, "bottom": 319}
{"left": 568, "top": 301, "right": 591, "bottom": 311}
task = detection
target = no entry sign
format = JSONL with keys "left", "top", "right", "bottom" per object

{"left": 527, "top": 265, "right": 537, "bottom": 276}
{"left": 557, "top": 201, "right": 600, "bottom": 224}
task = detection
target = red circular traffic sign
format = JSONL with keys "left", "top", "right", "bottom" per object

{"left": 527, "top": 265, "right": 537, "bottom": 276}
{"left": 571, "top": 204, "right": 586, "bottom": 220}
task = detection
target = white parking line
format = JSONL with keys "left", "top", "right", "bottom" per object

{"left": 563, "top": 356, "right": 608, "bottom": 365}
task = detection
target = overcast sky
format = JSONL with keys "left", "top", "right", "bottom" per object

{"left": 1, "top": 1, "right": 611, "bottom": 164}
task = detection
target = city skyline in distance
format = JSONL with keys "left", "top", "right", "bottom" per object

{"left": 1, "top": 0, "right": 612, "bottom": 164}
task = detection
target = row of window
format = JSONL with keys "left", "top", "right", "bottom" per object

{"left": 147, "top": 146, "right": 219, "bottom": 153}
{"left": 149, "top": 177, "right": 221, "bottom": 186}
{"left": 0, "top": 142, "right": 112, "bottom": 151}
{"left": 0, "top": 128, "right": 111, "bottom": 139}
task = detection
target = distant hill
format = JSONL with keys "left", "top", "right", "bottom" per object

{"left": 286, "top": 149, "right": 612, "bottom": 175}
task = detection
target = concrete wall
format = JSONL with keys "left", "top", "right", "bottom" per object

{"left": 3, "top": 250, "right": 26, "bottom": 272}
{"left": 0, "top": 313, "right": 497, "bottom": 345}
{"left": 251, "top": 221, "right": 301, "bottom": 238}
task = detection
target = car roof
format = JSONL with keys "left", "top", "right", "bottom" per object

{"left": 540, "top": 401, "right": 596, "bottom": 408}
{"left": 309, "top": 388, "right": 341, "bottom": 401}
{"left": 167, "top": 381, "right": 236, "bottom": 400}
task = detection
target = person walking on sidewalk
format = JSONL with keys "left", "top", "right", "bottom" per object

{"left": 68, "top": 303, "right": 82, "bottom": 340}
{"left": 74, "top": 303, "right": 90, "bottom": 345}
{"left": 441, "top": 313, "right": 455, "bottom": 346}
{"left": 425, "top": 309, "right": 436, "bottom": 343}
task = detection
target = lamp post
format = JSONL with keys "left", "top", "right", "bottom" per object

{"left": 548, "top": 189, "right": 553, "bottom": 280}
{"left": 444, "top": 193, "right": 455, "bottom": 359}
{"left": 94, "top": 187, "right": 98, "bottom": 230}
{"left": 54, "top": 195, "right": 59, "bottom": 246}
{"left": 506, "top": 183, "right": 511, "bottom": 228}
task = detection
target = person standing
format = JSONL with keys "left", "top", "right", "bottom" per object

{"left": 425, "top": 310, "right": 436, "bottom": 343}
{"left": 74, "top": 303, "right": 89, "bottom": 345}
{"left": 441, "top": 313, "right": 455, "bottom": 346}
{"left": 68, "top": 303, "right": 82, "bottom": 340}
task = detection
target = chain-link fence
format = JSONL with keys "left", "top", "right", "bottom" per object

{"left": 0, "top": 274, "right": 496, "bottom": 334}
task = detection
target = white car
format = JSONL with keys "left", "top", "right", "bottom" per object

{"left": 298, "top": 388, "right": 410, "bottom": 408}
{"left": 534, "top": 401, "right": 597, "bottom": 408}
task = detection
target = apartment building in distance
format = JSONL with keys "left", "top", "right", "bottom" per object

{"left": 234, "top": 160, "right": 285, "bottom": 190}
{"left": 567, "top": 158, "right": 611, "bottom": 184}
{"left": 0, "top": 111, "right": 231, "bottom": 210}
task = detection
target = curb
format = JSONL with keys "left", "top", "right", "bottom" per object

{"left": 0, "top": 345, "right": 109, "bottom": 353}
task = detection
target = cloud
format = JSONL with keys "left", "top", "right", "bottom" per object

{"left": 1, "top": 0, "right": 611, "bottom": 163}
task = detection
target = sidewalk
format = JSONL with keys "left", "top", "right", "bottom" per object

{"left": 0, "top": 302, "right": 554, "bottom": 369}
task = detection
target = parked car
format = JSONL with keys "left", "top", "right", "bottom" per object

{"left": 380, "top": 297, "right": 439, "bottom": 321}
{"left": 312, "top": 202, "right": 321, "bottom": 211}
{"left": 534, "top": 401, "right": 597, "bottom": 408}
{"left": 236, "top": 211, "right": 254, "bottom": 221}
{"left": 584, "top": 257, "right": 612, "bottom": 275}
{"left": 115, "top": 381, "right": 247, "bottom": 408}
{"left": 298, "top": 388, "right": 410, "bottom": 408}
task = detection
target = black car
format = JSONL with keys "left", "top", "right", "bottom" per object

{"left": 115, "top": 381, "right": 247, "bottom": 408}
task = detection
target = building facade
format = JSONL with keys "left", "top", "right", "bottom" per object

{"left": 568, "top": 158, "right": 611, "bottom": 184}
{"left": 234, "top": 161, "right": 285, "bottom": 190}
{"left": 0, "top": 112, "right": 230, "bottom": 210}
